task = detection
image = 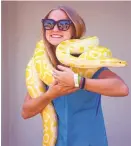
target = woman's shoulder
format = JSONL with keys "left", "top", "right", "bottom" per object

{"left": 92, "top": 67, "right": 109, "bottom": 79}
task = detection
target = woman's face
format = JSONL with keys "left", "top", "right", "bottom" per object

{"left": 45, "top": 9, "right": 74, "bottom": 46}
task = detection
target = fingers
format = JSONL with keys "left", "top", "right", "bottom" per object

{"left": 57, "top": 65, "right": 68, "bottom": 71}
{"left": 50, "top": 80, "right": 58, "bottom": 87}
{"left": 53, "top": 68, "right": 61, "bottom": 75}
{"left": 52, "top": 67, "right": 64, "bottom": 79}
{"left": 52, "top": 71, "right": 59, "bottom": 81}
{"left": 52, "top": 71, "right": 58, "bottom": 77}
{"left": 53, "top": 65, "right": 69, "bottom": 76}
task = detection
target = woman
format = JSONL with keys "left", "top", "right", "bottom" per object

{"left": 22, "top": 5, "right": 129, "bottom": 146}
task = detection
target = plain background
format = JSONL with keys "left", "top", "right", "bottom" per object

{"left": 1, "top": 1, "right": 131, "bottom": 146}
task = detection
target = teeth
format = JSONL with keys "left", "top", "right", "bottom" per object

{"left": 51, "top": 35, "right": 62, "bottom": 38}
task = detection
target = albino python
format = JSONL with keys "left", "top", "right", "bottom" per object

{"left": 25, "top": 36, "right": 127, "bottom": 146}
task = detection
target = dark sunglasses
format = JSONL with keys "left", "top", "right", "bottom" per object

{"left": 41, "top": 19, "right": 72, "bottom": 31}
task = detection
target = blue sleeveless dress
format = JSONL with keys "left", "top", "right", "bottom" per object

{"left": 47, "top": 67, "right": 109, "bottom": 146}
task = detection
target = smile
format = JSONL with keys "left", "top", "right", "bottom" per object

{"left": 51, "top": 34, "right": 63, "bottom": 38}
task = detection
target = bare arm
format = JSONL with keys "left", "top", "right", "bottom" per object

{"left": 84, "top": 69, "right": 129, "bottom": 97}
{"left": 21, "top": 92, "right": 52, "bottom": 119}
{"left": 53, "top": 65, "right": 129, "bottom": 97}
{"left": 21, "top": 80, "right": 78, "bottom": 119}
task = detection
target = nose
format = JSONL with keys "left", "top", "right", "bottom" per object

{"left": 53, "top": 24, "right": 59, "bottom": 31}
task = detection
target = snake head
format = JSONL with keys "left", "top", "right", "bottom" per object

{"left": 79, "top": 46, "right": 127, "bottom": 67}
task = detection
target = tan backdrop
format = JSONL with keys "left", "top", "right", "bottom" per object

{"left": 2, "top": 1, "right": 131, "bottom": 146}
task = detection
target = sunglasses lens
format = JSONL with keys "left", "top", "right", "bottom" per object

{"left": 42, "top": 19, "right": 55, "bottom": 30}
{"left": 58, "top": 20, "right": 71, "bottom": 31}
{"left": 42, "top": 19, "right": 72, "bottom": 31}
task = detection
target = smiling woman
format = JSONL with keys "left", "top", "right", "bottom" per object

{"left": 22, "top": 5, "right": 129, "bottom": 146}
{"left": 41, "top": 6, "right": 86, "bottom": 68}
{"left": 44, "top": 10, "right": 74, "bottom": 42}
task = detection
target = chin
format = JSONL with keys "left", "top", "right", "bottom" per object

{"left": 49, "top": 39, "right": 64, "bottom": 46}
{"left": 49, "top": 41, "right": 60, "bottom": 46}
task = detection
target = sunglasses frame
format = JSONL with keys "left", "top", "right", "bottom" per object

{"left": 41, "top": 18, "right": 73, "bottom": 31}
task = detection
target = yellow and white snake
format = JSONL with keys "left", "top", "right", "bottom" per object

{"left": 25, "top": 36, "right": 127, "bottom": 146}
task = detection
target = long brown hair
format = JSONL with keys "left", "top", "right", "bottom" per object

{"left": 42, "top": 5, "right": 86, "bottom": 67}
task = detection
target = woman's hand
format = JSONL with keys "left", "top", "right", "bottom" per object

{"left": 47, "top": 79, "right": 79, "bottom": 99}
{"left": 46, "top": 65, "right": 79, "bottom": 99}
{"left": 52, "top": 65, "right": 75, "bottom": 87}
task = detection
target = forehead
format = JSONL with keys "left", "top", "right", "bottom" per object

{"left": 48, "top": 9, "right": 69, "bottom": 20}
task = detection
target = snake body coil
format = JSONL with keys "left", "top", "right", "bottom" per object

{"left": 25, "top": 36, "right": 127, "bottom": 146}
